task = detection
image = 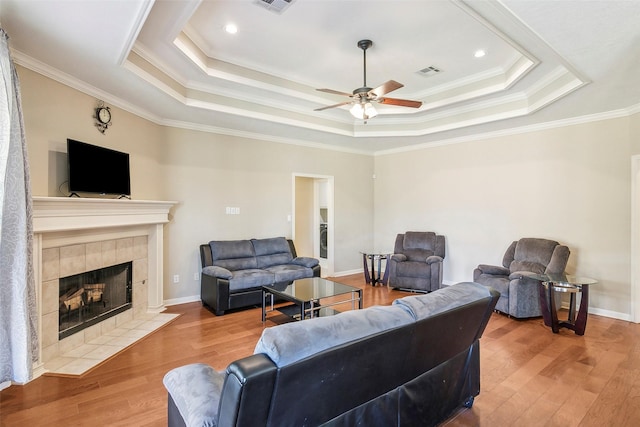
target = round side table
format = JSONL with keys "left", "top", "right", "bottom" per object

{"left": 526, "top": 273, "right": 597, "bottom": 335}
{"left": 360, "top": 251, "right": 391, "bottom": 286}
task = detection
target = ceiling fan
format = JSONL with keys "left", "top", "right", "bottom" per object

{"left": 314, "top": 39, "right": 422, "bottom": 120}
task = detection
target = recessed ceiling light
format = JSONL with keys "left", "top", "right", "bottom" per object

{"left": 224, "top": 23, "right": 238, "bottom": 34}
{"left": 474, "top": 50, "right": 486, "bottom": 58}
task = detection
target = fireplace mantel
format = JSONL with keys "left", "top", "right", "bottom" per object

{"left": 32, "top": 197, "right": 177, "bottom": 232}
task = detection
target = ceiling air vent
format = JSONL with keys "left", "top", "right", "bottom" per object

{"left": 255, "top": 0, "right": 294, "bottom": 13}
{"left": 418, "top": 66, "right": 442, "bottom": 77}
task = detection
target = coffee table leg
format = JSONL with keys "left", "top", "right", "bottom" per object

{"left": 262, "top": 290, "right": 266, "bottom": 322}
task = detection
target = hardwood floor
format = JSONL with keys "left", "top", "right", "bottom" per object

{"left": 1, "top": 274, "right": 639, "bottom": 426}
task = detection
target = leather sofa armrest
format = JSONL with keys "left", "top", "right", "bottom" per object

{"left": 476, "top": 264, "right": 509, "bottom": 276}
{"left": 291, "top": 257, "right": 319, "bottom": 268}
{"left": 426, "top": 255, "right": 443, "bottom": 264}
{"left": 218, "top": 354, "right": 277, "bottom": 427}
{"left": 391, "top": 254, "right": 407, "bottom": 262}
{"left": 202, "top": 265, "right": 232, "bottom": 280}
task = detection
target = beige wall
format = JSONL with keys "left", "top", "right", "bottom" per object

{"left": 18, "top": 64, "right": 640, "bottom": 316}
{"left": 18, "top": 66, "right": 374, "bottom": 302}
{"left": 375, "top": 116, "right": 635, "bottom": 317}
{"left": 160, "top": 127, "right": 373, "bottom": 299}
{"left": 19, "top": 67, "right": 165, "bottom": 200}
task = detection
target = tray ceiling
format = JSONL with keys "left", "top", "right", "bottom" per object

{"left": 2, "top": 0, "right": 639, "bottom": 153}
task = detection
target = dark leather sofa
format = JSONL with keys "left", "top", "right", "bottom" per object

{"left": 200, "top": 237, "right": 321, "bottom": 315}
{"left": 164, "top": 282, "right": 499, "bottom": 426}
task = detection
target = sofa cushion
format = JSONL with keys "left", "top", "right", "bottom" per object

{"left": 291, "top": 257, "right": 319, "bottom": 268}
{"left": 209, "top": 240, "right": 258, "bottom": 271}
{"left": 264, "top": 264, "right": 313, "bottom": 282}
{"left": 403, "top": 231, "right": 435, "bottom": 250}
{"left": 202, "top": 265, "right": 232, "bottom": 280}
{"left": 393, "top": 282, "right": 493, "bottom": 321}
{"left": 402, "top": 232, "right": 436, "bottom": 262}
{"left": 163, "top": 363, "right": 225, "bottom": 427}
{"left": 513, "top": 238, "right": 558, "bottom": 266}
{"left": 252, "top": 237, "right": 294, "bottom": 269}
{"left": 509, "top": 260, "right": 545, "bottom": 274}
{"left": 254, "top": 305, "right": 414, "bottom": 367}
{"left": 396, "top": 261, "right": 431, "bottom": 279}
{"left": 229, "top": 269, "right": 275, "bottom": 291}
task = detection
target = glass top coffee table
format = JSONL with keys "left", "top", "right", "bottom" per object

{"left": 525, "top": 273, "right": 597, "bottom": 335}
{"left": 262, "top": 277, "right": 362, "bottom": 322}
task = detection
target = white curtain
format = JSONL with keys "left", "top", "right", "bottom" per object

{"left": 0, "top": 28, "right": 37, "bottom": 384}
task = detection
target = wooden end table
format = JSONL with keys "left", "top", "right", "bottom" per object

{"left": 360, "top": 251, "right": 391, "bottom": 286}
{"left": 527, "top": 273, "right": 597, "bottom": 335}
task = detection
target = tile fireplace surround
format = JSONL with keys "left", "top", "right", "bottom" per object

{"left": 32, "top": 197, "right": 177, "bottom": 379}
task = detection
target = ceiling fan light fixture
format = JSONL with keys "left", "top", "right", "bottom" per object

{"left": 350, "top": 102, "right": 378, "bottom": 120}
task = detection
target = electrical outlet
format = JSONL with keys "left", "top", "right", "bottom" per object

{"left": 173, "top": 274, "right": 179, "bottom": 284}
{"left": 193, "top": 272, "right": 199, "bottom": 281}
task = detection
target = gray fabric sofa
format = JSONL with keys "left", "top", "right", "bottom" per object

{"left": 388, "top": 231, "right": 446, "bottom": 292}
{"left": 200, "top": 237, "right": 320, "bottom": 316}
{"left": 473, "top": 237, "right": 570, "bottom": 318}
{"left": 164, "top": 282, "right": 499, "bottom": 427}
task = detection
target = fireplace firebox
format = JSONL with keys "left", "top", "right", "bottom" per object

{"left": 59, "top": 262, "right": 132, "bottom": 339}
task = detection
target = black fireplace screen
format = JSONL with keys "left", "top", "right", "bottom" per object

{"left": 59, "top": 261, "right": 132, "bottom": 339}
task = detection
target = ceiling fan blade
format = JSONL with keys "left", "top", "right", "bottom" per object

{"left": 314, "top": 101, "right": 353, "bottom": 111}
{"left": 369, "top": 80, "right": 404, "bottom": 98}
{"left": 378, "top": 97, "right": 422, "bottom": 108}
{"left": 316, "top": 88, "right": 354, "bottom": 97}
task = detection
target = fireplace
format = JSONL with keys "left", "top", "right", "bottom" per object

{"left": 59, "top": 262, "right": 133, "bottom": 339}
{"left": 31, "top": 197, "right": 177, "bottom": 380}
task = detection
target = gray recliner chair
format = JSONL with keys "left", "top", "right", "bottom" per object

{"left": 388, "top": 231, "right": 445, "bottom": 292}
{"left": 473, "top": 237, "right": 570, "bottom": 318}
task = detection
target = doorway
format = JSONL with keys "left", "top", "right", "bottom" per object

{"left": 293, "top": 174, "right": 334, "bottom": 276}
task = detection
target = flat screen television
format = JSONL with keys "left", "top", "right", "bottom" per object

{"left": 67, "top": 139, "right": 131, "bottom": 196}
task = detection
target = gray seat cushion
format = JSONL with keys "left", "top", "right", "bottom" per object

{"left": 396, "top": 261, "right": 431, "bottom": 279}
{"left": 229, "top": 269, "right": 275, "bottom": 291}
{"left": 264, "top": 264, "right": 313, "bottom": 282}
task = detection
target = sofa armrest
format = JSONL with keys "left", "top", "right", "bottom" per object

{"left": 508, "top": 270, "right": 543, "bottom": 281}
{"left": 291, "top": 257, "right": 319, "bottom": 268}
{"left": 391, "top": 254, "right": 407, "bottom": 262}
{"left": 426, "top": 255, "right": 443, "bottom": 265}
{"left": 163, "top": 363, "right": 225, "bottom": 427}
{"left": 476, "top": 264, "right": 510, "bottom": 276}
{"left": 202, "top": 265, "right": 232, "bottom": 280}
{"left": 218, "top": 354, "right": 277, "bottom": 427}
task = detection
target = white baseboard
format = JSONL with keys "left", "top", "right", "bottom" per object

{"left": 331, "top": 269, "right": 363, "bottom": 277}
{"left": 588, "top": 307, "right": 631, "bottom": 322}
{"left": 164, "top": 295, "right": 201, "bottom": 307}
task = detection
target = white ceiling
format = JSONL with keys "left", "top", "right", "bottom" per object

{"left": 2, "top": 0, "right": 640, "bottom": 154}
